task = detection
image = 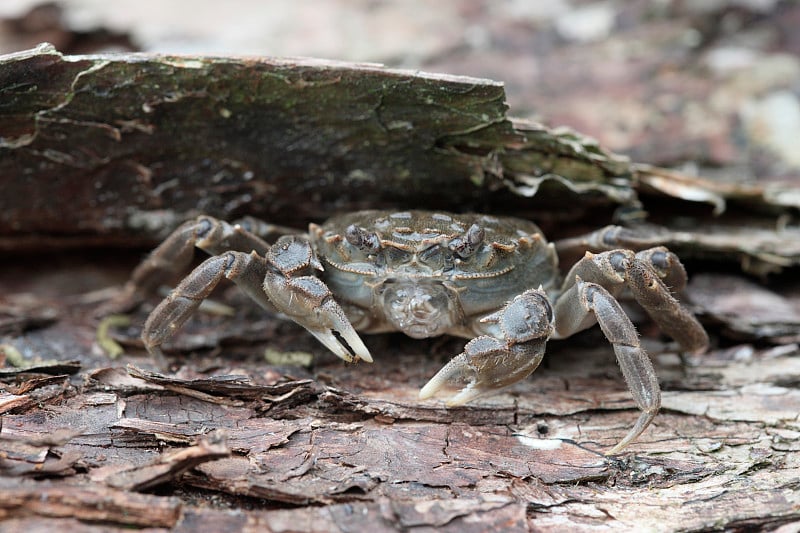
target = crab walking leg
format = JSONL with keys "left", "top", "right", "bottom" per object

{"left": 142, "top": 251, "right": 272, "bottom": 358}
{"left": 634, "top": 247, "right": 688, "bottom": 293}
{"left": 141, "top": 246, "right": 371, "bottom": 364}
{"left": 554, "top": 249, "right": 706, "bottom": 451}
{"left": 233, "top": 216, "right": 303, "bottom": 242}
{"left": 419, "top": 288, "right": 553, "bottom": 406}
{"left": 555, "top": 225, "right": 659, "bottom": 257}
{"left": 629, "top": 249, "right": 709, "bottom": 354}
{"left": 558, "top": 278, "right": 661, "bottom": 454}
{"left": 558, "top": 249, "right": 708, "bottom": 354}
{"left": 105, "top": 216, "right": 273, "bottom": 313}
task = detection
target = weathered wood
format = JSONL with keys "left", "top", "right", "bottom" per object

{"left": 0, "top": 44, "right": 634, "bottom": 251}
{"left": 0, "top": 478, "right": 182, "bottom": 528}
{"left": 2, "top": 45, "right": 798, "bottom": 276}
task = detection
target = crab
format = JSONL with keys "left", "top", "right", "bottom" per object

{"left": 113, "top": 210, "right": 708, "bottom": 453}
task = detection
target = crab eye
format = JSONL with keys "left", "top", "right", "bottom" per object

{"left": 448, "top": 223, "right": 484, "bottom": 259}
{"left": 345, "top": 224, "right": 381, "bottom": 254}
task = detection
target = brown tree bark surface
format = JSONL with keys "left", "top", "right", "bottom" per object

{"left": 1, "top": 256, "right": 799, "bottom": 531}
{"left": 0, "top": 45, "right": 636, "bottom": 250}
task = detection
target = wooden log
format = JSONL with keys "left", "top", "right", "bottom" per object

{"left": 0, "top": 44, "right": 633, "bottom": 250}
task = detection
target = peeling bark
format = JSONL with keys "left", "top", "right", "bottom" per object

{"left": 0, "top": 44, "right": 634, "bottom": 251}
{"left": 1, "top": 272, "right": 799, "bottom": 531}
{"left": 1, "top": 45, "right": 798, "bottom": 276}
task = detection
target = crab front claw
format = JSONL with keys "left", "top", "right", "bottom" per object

{"left": 419, "top": 288, "right": 553, "bottom": 406}
{"left": 264, "top": 273, "right": 372, "bottom": 363}
{"left": 261, "top": 235, "right": 372, "bottom": 364}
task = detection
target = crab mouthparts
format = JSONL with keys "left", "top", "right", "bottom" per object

{"left": 382, "top": 281, "right": 455, "bottom": 339}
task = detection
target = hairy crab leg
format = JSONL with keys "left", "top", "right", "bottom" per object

{"left": 142, "top": 251, "right": 270, "bottom": 359}
{"left": 553, "top": 247, "right": 708, "bottom": 453}
{"left": 557, "top": 249, "right": 708, "bottom": 354}
{"left": 141, "top": 248, "right": 371, "bottom": 364}
{"left": 102, "top": 216, "right": 273, "bottom": 314}
{"left": 628, "top": 249, "right": 708, "bottom": 354}
{"left": 572, "top": 279, "right": 661, "bottom": 454}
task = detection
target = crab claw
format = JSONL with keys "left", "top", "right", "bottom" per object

{"left": 264, "top": 273, "right": 372, "bottom": 363}
{"left": 419, "top": 337, "right": 507, "bottom": 406}
{"left": 306, "top": 291, "right": 373, "bottom": 364}
{"left": 419, "top": 335, "right": 547, "bottom": 406}
{"left": 419, "top": 289, "right": 552, "bottom": 406}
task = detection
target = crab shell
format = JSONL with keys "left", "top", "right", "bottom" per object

{"left": 309, "top": 210, "right": 559, "bottom": 340}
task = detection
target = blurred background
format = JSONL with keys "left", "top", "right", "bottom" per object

{"left": 2, "top": 0, "right": 799, "bottom": 184}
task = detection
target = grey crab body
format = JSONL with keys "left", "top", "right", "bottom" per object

{"left": 310, "top": 210, "right": 559, "bottom": 341}
{"left": 110, "top": 209, "right": 709, "bottom": 453}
